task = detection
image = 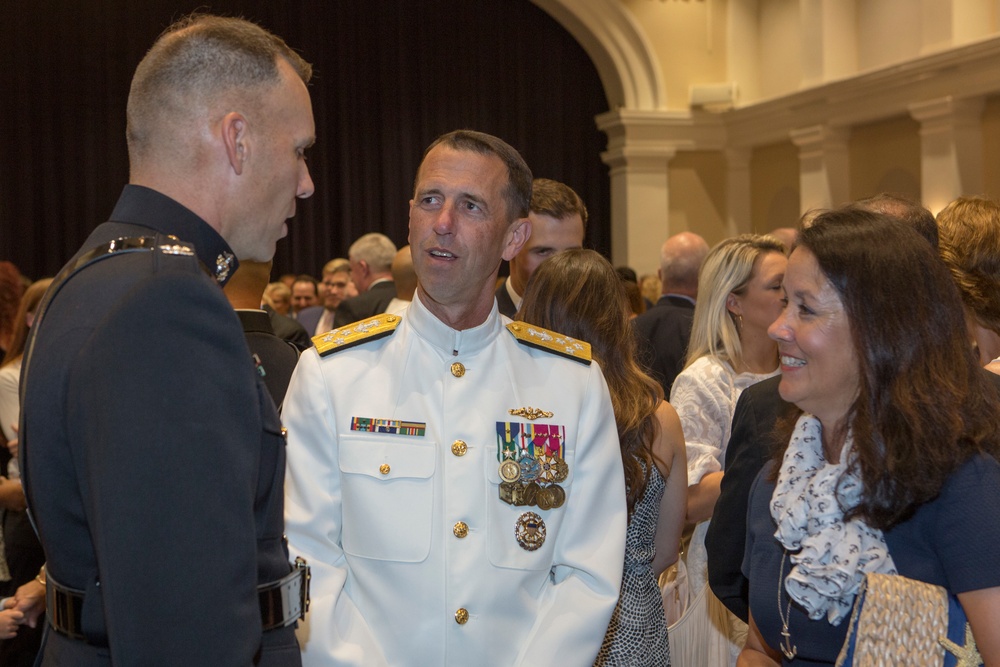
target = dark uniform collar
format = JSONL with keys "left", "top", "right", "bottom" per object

{"left": 235, "top": 309, "right": 276, "bottom": 336}
{"left": 109, "top": 184, "right": 239, "bottom": 286}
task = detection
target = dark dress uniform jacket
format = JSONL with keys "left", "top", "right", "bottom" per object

{"left": 20, "top": 185, "right": 299, "bottom": 666}
{"left": 631, "top": 295, "right": 695, "bottom": 396}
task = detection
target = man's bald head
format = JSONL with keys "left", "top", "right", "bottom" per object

{"left": 126, "top": 14, "right": 312, "bottom": 170}
{"left": 854, "top": 193, "right": 938, "bottom": 248}
{"left": 658, "top": 231, "right": 709, "bottom": 299}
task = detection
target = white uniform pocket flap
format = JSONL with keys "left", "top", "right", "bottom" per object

{"left": 339, "top": 437, "right": 436, "bottom": 480}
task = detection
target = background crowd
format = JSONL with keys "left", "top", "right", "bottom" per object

{"left": 1, "top": 12, "right": 999, "bottom": 667}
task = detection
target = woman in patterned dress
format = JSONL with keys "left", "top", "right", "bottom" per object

{"left": 518, "top": 249, "right": 687, "bottom": 666}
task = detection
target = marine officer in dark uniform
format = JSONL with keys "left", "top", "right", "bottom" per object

{"left": 18, "top": 14, "right": 315, "bottom": 665}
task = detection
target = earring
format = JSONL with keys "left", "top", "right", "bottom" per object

{"left": 735, "top": 313, "right": 744, "bottom": 339}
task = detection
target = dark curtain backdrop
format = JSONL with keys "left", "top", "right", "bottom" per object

{"left": 0, "top": 0, "right": 611, "bottom": 281}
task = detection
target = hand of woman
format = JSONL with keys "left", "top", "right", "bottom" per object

{"left": 12, "top": 578, "right": 46, "bottom": 629}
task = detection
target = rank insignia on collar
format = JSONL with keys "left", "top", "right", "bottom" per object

{"left": 505, "top": 323, "right": 591, "bottom": 365}
{"left": 313, "top": 313, "right": 401, "bottom": 356}
{"left": 214, "top": 251, "right": 236, "bottom": 284}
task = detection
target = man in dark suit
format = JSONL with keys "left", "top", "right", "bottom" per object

{"left": 632, "top": 231, "right": 709, "bottom": 395}
{"left": 333, "top": 233, "right": 397, "bottom": 327}
{"left": 17, "top": 15, "right": 313, "bottom": 665}
{"left": 704, "top": 375, "right": 791, "bottom": 622}
{"left": 297, "top": 258, "right": 351, "bottom": 335}
{"left": 494, "top": 178, "right": 586, "bottom": 318}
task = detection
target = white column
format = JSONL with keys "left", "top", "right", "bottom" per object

{"left": 595, "top": 111, "right": 676, "bottom": 271}
{"left": 725, "top": 148, "right": 752, "bottom": 236}
{"left": 908, "top": 96, "right": 984, "bottom": 213}
{"left": 789, "top": 125, "right": 850, "bottom": 212}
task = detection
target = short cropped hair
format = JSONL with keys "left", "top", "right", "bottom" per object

{"left": 530, "top": 178, "right": 588, "bottom": 225}
{"left": 322, "top": 258, "right": 351, "bottom": 276}
{"left": 127, "top": 14, "right": 312, "bottom": 163}
{"left": 349, "top": 234, "right": 397, "bottom": 273}
{"left": 293, "top": 275, "right": 318, "bottom": 294}
{"left": 418, "top": 130, "right": 533, "bottom": 222}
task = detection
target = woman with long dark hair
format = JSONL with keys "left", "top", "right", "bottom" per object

{"left": 739, "top": 208, "right": 1000, "bottom": 665}
{"left": 518, "top": 249, "right": 687, "bottom": 666}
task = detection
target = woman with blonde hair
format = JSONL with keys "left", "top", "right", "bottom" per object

{"left": 518, "top": 249, "right": 687, "bottom": 666}
{"left": 668, "top": 234, "right": 787, "bottom": 666}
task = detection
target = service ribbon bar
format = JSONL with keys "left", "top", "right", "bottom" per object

{"left": 351, "top": 417, "right": 426, "bottom": 437}
{"left": 497, "top": 421, "right": 522, "bottom": 461}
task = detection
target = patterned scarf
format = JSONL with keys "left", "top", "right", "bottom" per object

{"left": 769, "top": 414, "right": 897, "bottom": 625}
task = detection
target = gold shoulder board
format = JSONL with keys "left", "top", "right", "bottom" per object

{"left": 505, "top": 322, "right": 591, "bottom": 365}
{"left": 313, "top": 313, "right": 401, "bottom": 357}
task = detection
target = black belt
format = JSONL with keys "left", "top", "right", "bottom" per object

{"left": 46, "top": 557, "right": 310, "bottom": 641}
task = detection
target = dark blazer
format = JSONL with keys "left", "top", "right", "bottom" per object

{"left": 263, "top": 304, "right": 312, "bottom": 351}
{"left": 236, "top": 309, "right": 301, "bottom": 411}
{"left": 20, "top": 185, "right": 299, "bottom": 665}
{"left": 494, "top": 281, "right": 517, "bottom": 319}
{"left": 294, "top": 305, "right": 325, "bottom": 336}
{"left": 705, "top": 375, "right": 792, "bottom": 622}
{"left": 631, "top": 295, "right": 695, "bottom": 396}
{"left": 333, "top": 280, "right": 395, "bottom": 328}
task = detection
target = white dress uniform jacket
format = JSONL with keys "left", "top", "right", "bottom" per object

{"left": 283, "top": 292, "right": 627, "bottom": 666}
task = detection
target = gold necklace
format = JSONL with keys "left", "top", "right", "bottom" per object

{"left": 778, "top": 550, "right": 798, "bottom": 660}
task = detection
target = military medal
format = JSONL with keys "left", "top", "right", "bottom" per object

{"left": 519, "top": 481, "right": 540, "bottom": 507}
{"left": 536, "top": 454, "right": 568, "bottom": 483}
{"left": 547, "top": 484, "right": 566, "bottom": 509}
{"left": 515, "top": 512, "right": 546, "bottom": 551}
{"left": 499, "top": 458, "right": 521, "bottom": 484}
{"left": 499, "top": 482, "right": 518, "bottom": 505}
{"left": 536, "top": 486, "right": 554, "bottom": 511}
{"left": 496, "top": 419, "right": 570, "bottom": 511}
{"left": 518, "top": 455, "right": 540, "bottom": 482}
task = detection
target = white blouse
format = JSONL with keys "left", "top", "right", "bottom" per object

{"left": 669, "top": 355, "right": 778, "bottom": 485}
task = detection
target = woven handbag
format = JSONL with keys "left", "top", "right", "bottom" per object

{"left": 836, "top": 572, "right": 983, "bottom": 667}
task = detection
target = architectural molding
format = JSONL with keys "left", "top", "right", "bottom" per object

{"left": 908, "top": 95, "right": 986, "bottom": 212}
{"left": 531, "top": 0, "right": 665, "bottom": 110}
{"left": 726, "top": 35, "right": 1000, "bottom": 148}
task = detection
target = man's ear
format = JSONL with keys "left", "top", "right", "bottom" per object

{"left": 501, "top": 218, "right": 531, "bottom": 262}
{"left": 221, "top": 112, "right": 248, "bottom": 176}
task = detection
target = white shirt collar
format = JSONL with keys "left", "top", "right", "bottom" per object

{"left": 406, "top": 291, "right": 502, "bottom": 358}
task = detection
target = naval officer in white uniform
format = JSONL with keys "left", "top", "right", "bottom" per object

{"left": 282, "top": 130, "right": 627, "bottom": 666}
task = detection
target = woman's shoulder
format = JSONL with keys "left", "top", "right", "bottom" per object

{"left": 675, "top": 355, "right": 734, "bottom": 387}
{"left": 0, "top": 359, "right": 20, "bottom": 387}
{"left": 651, "top": 401, "right": 684, "bottom": 453}
{"left": 942, "top": 453, "right": 1000, "bottom": 495}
